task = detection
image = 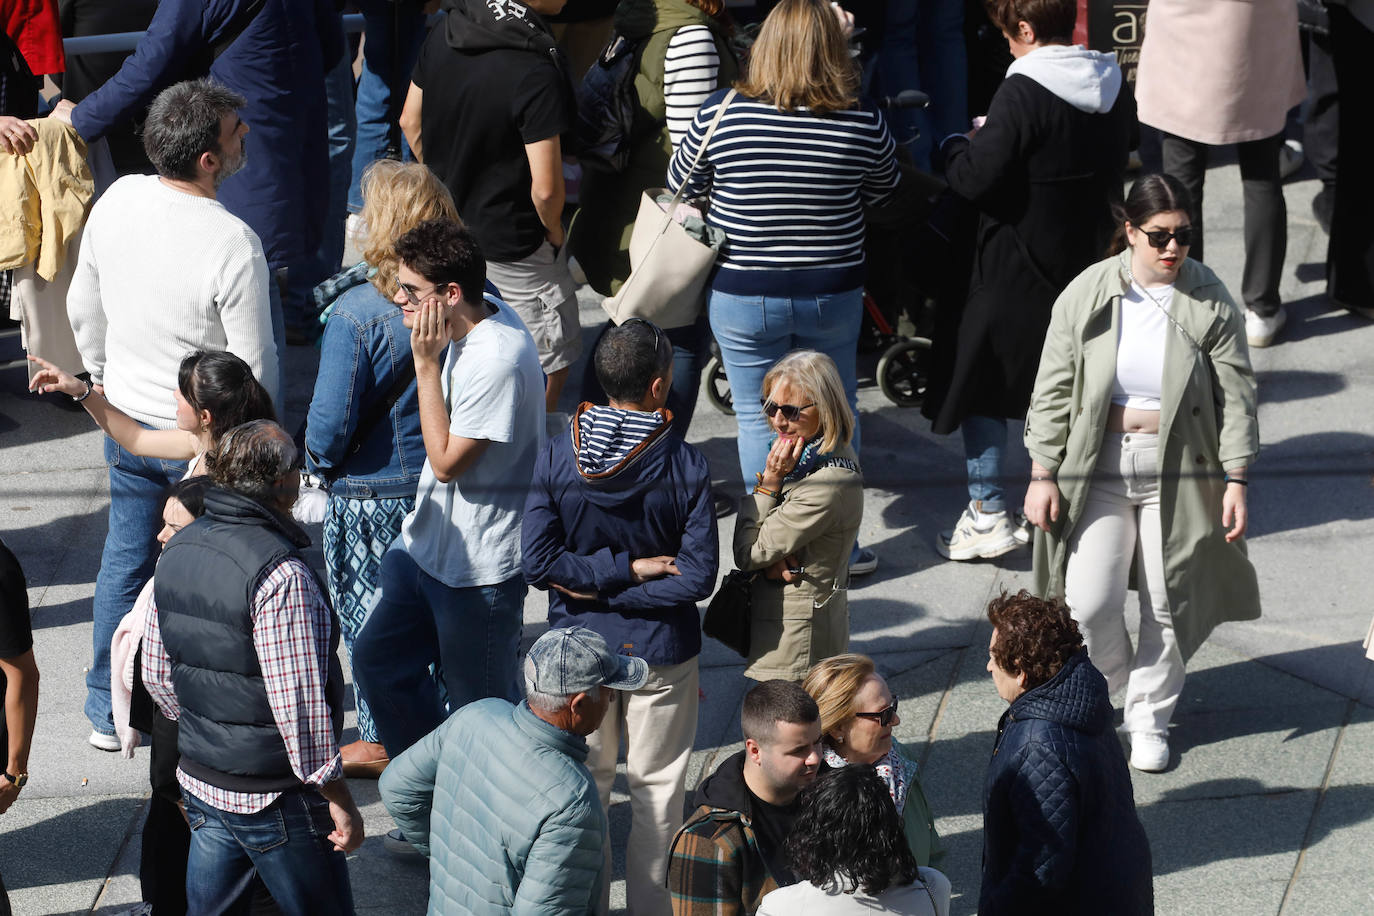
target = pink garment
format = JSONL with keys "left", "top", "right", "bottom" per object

{"left": 110, "top": 580, "right": 154, "bottom": 759}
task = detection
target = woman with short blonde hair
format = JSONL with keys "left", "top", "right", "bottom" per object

{"left": 301, "top": 159, "right": 461, "bottom": 779}
{"left": 667, "top": 0, "right": 898, "bottom": 578}
{"left": 760, "top": 349, "right": 855, "bottom": 456}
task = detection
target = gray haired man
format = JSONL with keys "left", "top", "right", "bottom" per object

{"left": 66, "top": 79, "right": 277, "bottom": 753}
{"left": 379, "top": 626, "right": 649, "bottom": 914}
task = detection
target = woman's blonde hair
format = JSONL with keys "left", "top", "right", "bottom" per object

{"left": 803, "top": 653, "right": 877, "bottom": 740}
{"left": 358, "top": 160, "right": 461, "bottom": 298}
{"left": 736, "top": 0, "right": 859, "bottom": 115}
{"left": 761, "top": 349, "right": 854, "bottom": 454}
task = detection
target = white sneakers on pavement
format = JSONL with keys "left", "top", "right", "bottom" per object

{"left": 1126, "top": 731, "right": 1170, "bottom": 772}
{"left": 937, "top": 503, "right": 1024, "bottom": 561}
{"left": 1245, "top": 305, "right": 1287, "bottom": 349}
{"left": 88, "top": 729, "right": 120, "bottom": 752}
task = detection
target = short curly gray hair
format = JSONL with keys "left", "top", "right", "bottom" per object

{"left": 142, "top": 79, "right": 246, "bottom": 181}
{"left": 206, "top": 420, "right": 297, "bottom": 505}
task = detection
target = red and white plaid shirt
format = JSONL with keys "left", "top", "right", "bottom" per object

{"left": 142, "top": 556, "right": 342, "bottom": 814}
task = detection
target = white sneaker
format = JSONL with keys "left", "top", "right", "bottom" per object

{"left": 936, "top": 503, "right": 1020, "bottom": 560}
{"left": 1128, "top": 732, "right": 1170, "bottom": 772}
{"left": 1245, "top": 306, "right": 1286, "bottom": 348}
{"left": 1279, "top": 139, "right": 1305, "bottom": 180}
{"left": 89, "top": 729, "right": 120, "bottom": 752}
{"left": 1010, "top": 510, "right": 1032, "bottom": 546}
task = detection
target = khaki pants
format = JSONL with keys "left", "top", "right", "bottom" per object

{"left": 587, "top": 657, "right": 699, "bottom": 916}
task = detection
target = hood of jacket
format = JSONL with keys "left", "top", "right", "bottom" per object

{"left": 443, "top": 0, "right": 562, "bottom": 58}
{"left": 569, "top": 401, "right": 676, "bottom": 505}
{"left": 693, "top": 749, "right": 752, "bottom": 816}
{"left": 615, "top": 0, "right": 723, "bottom": 43}
{"left": 1006, "top": 44, "right": 1122, "bottom": 114}
{"left": 1004, "top": 649, "right": 1113, "bottom": 737}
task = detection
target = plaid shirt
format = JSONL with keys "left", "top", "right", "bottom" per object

{"left": 142, "top": 556, "right": 342, "bottom": 814}
{"left": 668, "top": 803, "right": 779, "bottom": 916}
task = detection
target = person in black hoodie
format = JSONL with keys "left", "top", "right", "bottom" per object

{"left": 399, "top": 0, "right": 582, "bottom": 412}
{"left": 522, "top": 316, "right": 718, "bottom": 914}
{"left": 981, "top": 589, "right": 1153, "bottom": 915}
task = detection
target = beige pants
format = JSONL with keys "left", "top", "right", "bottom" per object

{"left": 587, "top": 657, "right": 699, "bottom": 916}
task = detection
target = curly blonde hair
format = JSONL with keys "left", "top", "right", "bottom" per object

{"left": 358, "top": 160, "right": 460, "bottom": 299}
{"left": 803, "top": 653, "right": 876, "bottom": 742}
{"left": 737, "top": 0, "right": 858, "bottom": 115}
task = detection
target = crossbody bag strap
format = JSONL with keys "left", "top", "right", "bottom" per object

{"left": 663, "top": 88, "right": 737, "bottom": 212}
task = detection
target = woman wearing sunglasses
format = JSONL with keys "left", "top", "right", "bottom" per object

{"left": 801, "top": 653, "right": 943, "bottom": 869}
{"left": 733, "top": 350, "right": 863, "bottom": 681}
{"left": 1023, "top": 173, "right": 1260, "bottom": 773}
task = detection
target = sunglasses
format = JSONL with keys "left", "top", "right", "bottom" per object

{"left": 622, "top": 316, "right": 665, "bottom": 357}
{"left": 853, "top": 697, "right": 899, "bottom": 728}
{"left": 760, "top": 398, "right": 816, "bottom": 422}
{"left": 395, "top": 279, "right": 449, "bottom": 309}
{"left": 1141, "top": 226, "right": 1195, "bottom": 250}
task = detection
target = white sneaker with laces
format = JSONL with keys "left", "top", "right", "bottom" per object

{"left": 89, "top": 729, "right": 120, "bottom": 752}
{"left": 1245, "top": 305, "right": 1287, "bottom": 348}
{"left": 1128, "top": 732, "right": 1170, "bottom": 772}
{"left": 936, "top": 503, "right": 1020, "bottom": 560}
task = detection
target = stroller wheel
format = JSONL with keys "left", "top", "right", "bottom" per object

{"left": 877, "top": 337, "right": 932, "bottom": 407}
{"left": 704, "top": 354, "right": 734, "bottom": 415}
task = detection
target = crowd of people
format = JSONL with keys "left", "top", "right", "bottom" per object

{"left": 0, "top": 0, "right": 1368, "bottom": 912}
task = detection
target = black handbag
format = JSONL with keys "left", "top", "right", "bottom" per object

{"left": 702, "top": 569, "right": 756, "bottom": 658}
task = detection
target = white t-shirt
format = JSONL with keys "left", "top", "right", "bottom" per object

{"left": 396, "top": 302, "right": 545, "bottom": 588}
{"left": 1111, "top": 282, "right": 1173, "bottom": 411}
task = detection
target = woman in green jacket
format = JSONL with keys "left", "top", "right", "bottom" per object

{"left": 1023, "top": 173, "right": 1260, "bottom": 774}
{"left": 802, "top": 653, "right": 944, "bottom": 868}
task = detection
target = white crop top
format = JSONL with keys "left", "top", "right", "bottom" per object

{"left": 1111, "top": 282, "right": 1173, "bottom": 410}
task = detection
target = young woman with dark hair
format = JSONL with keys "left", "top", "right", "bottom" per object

{"left": 1023, "top": 172, "right": 1260, "bottom": 773}
{"left": 757, "top": 764, "right": 951, "bottom": 915}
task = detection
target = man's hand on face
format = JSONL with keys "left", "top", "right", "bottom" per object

{"left": 410, "top": 298, "right": 451, "bottom": 367}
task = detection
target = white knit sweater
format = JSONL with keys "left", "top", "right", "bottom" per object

{"left": 67, "top": 174, "right": 277, "bottom": 428}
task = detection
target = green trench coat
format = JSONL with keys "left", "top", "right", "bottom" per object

{"left": 1024, "top": 254, "right": 1261, "bottom": 660}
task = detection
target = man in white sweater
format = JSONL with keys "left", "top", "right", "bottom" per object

{"left": 66, "top": 79, "right": 277, "bottom": 750}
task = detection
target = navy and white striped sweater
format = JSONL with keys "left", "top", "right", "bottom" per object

{"left": 666, "top": 87, "right": 899, "bottom": 296}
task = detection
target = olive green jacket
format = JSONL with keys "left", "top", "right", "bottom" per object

{"left": 1024, "top": 254, "right": 1260, "bottom": 660}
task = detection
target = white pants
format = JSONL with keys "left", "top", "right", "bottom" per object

{"left": 587, "top": 657, "right": 700, "bottom": 916}
{"left": 1064, "top": 433, "right": 1184, "bottom": 737}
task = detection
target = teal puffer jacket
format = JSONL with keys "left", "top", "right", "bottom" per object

{"left": 379, "top": 698, "right": 605, "bottom": 914}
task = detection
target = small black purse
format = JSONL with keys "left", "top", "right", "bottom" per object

{"left": 702, "top": 569, "right": 756, "bottom": 658}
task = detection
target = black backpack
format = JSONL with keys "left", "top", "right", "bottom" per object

{"left": 573, "top": 33, "right": 648, "bottom": 173}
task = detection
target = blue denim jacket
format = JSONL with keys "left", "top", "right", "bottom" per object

{"left": 304, "top": 282, "right": 423, "bottom": 499}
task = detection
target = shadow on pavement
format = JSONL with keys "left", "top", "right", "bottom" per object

{"left": 1248, "top": 430, "right": 1374, "bottom": 536}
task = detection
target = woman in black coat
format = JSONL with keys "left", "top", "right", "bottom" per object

{"left": 923, "top": 0, "right": 1134, "bottom": 562}
{"left": 981, "top": 590, "right": 1153, "bottom": 915}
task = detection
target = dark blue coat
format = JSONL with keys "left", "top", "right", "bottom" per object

{"left": 980, "top": 649, "right": 1154, "bottom": 915}
{"left": 70, "top": 0, "right": 343, "bottom": 269}
{"left": 521, "top": 407, "right": 718, "bottom": 666}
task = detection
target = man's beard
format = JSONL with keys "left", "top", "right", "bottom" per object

{"left": 213, "top": 144, "right": 248, "bottom": 189}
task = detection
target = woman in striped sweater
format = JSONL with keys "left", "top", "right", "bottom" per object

{"left": 667, "top": 0, "right": 898, "bottom": 526}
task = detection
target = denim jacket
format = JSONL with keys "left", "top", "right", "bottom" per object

{"left": 304, "top": 281, "right": 423, "bottom": 499}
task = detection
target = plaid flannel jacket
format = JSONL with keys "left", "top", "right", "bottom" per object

{"left": 667, "top": 803, "right": 779, "bottom": 916}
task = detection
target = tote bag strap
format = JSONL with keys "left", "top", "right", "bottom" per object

{"left": 663, "top": 88, "right": 737, "bottom": 213}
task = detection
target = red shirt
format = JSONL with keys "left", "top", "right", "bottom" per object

{"left": 3, "top": 0, "right": 64, "bottom": 76}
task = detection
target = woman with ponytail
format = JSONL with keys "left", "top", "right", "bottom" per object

{"left": 1022, "top": 173, "right": 1260, "bottom": 774}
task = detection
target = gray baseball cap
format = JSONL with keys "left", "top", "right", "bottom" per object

{"left": 527, "top": 626, "right": 649, "bottom": 695}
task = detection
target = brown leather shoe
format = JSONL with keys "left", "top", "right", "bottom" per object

{"left": 341, "top": 740, "right": 389, "bottom": 779}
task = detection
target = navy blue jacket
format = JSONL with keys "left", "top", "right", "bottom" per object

{"left": 521, "top": 405, "right": 718, "bottom": 666}
{"left": 980, "top": 649, "right": 1153, "bottom": 915}
{"left": 70, "top": 0, "right": 343, "bottom": 269}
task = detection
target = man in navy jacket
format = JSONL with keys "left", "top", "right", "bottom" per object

{"left": 50, "top": 0, "right": 344, "bottom": 344}
{"left": 522, "top": 317, "right": 718, "bottom": 915}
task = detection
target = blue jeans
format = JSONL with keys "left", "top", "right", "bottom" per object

{"left": 709, "top": 287, "right": 863, "bottom": 488}
{"left": 183, "top": 790, "right": 353, "bottom": 915}
{"left": 315, "top": 44, "right": 357, "bottom": 291}
{"left": 352, "top": 550, "right": 525, "bottom": 756}
{"left": 87, "top": 437, "right": 187, "bottom": 733}
{"left": 875, "top": 0, "right": 967, "bottom": 170}
{"left": 347, "top": 0, "right": 426, "bottom": 213}
{"left": 962, "top": 414, "right": 1007, "bottom": 513}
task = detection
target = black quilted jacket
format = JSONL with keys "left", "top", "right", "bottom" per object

{"left": 979, "top": 649, "right": 1154, "bottom": 915}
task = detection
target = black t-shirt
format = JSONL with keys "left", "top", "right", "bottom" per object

{"left": 746, "top": 787, "right": 801, "bottom": 887}
{"left": 412, "top": 25, "right": 573, "bottom": 262}
{"left": 0, "top": 540, "right": 34, "bottom": 759}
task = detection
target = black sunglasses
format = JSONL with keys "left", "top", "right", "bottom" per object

{"left": 621, "top": 317, "right": 666, "bottom": 358}
{"left": 760, "top": 398, "right": 816, "bottom": 422}
{"left": 1141, "top": 226, "right": 1195, "bottom": 250}
{"left": 853, "top": 697, "right": 899, "bottom": 728}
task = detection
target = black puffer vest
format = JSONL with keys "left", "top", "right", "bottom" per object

{"left": 155, "top": 486, "right": 344, "bottom": 793}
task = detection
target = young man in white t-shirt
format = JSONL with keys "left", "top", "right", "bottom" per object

{"left": 352, "top": 219, "right": 546, "bottom": 765}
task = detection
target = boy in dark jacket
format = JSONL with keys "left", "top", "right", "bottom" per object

{"left": 522, "top": 316, "right": 718, "bottom": 914}
{"left": 981, "top": 590, "right": 1153, "bottom": 915}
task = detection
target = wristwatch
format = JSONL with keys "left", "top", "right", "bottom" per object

{"left": 3, "top": 771, "right": 27, "bottom": 788}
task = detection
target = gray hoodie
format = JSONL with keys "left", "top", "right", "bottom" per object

{"left": 1005, "top": 44, "right": 1122, "bottom": 115}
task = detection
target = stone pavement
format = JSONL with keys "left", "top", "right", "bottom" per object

{"left": 1, "top": 160, "right": 1371, "bottom": 915}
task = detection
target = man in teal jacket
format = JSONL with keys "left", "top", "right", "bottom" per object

{"left": 379, "top": 626, "right": 648, "bottom": 914}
